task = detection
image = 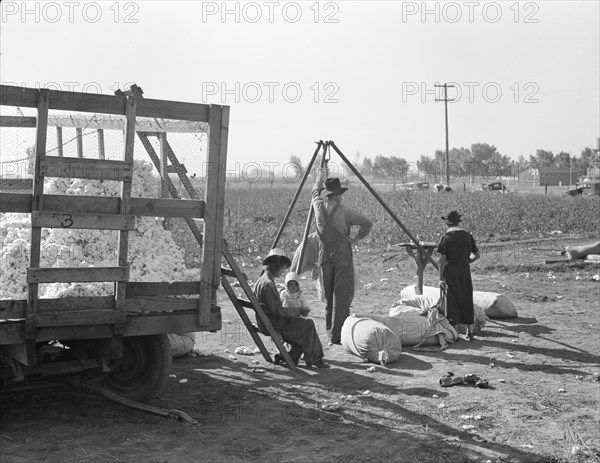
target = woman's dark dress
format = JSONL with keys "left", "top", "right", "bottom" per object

{"left": 253, "top": 271, "right": 324, "bottom": 365}
{"left": 437, "top": 229, "right": 478, "bottom": 325}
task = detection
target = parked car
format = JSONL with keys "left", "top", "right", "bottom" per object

{"left": 482, "top": 181, "right": 507, "bottom": 192}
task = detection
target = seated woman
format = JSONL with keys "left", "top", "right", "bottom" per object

{"left": 253, "top": 248, "right": 329, "bottom": 369}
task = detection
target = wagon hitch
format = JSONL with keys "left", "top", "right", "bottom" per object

{"left": 65, "top": 376, "right": 198, "bottom": 426}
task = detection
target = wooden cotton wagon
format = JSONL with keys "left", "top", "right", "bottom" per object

{"left": 0, "top": 84, "right": 229, "bottom": 401}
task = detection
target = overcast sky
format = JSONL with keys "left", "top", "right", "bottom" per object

{"left": 1, "top": 1, "right": 598, "bottom": 174}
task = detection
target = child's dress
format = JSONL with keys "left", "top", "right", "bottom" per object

{"left": 279, "top": 288, "right": 309, "bottom": 318}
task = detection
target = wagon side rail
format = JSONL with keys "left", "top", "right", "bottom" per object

{"left": 0, "top": 85, "right": 229, "bottom": 356}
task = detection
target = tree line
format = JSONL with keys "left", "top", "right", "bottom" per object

{"left": 288, "top": 143, "right": 597, "bottom": 181}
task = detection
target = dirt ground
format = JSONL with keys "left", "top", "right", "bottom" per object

{"left": 1, "top": 236, "right": 599, "bottom": 463}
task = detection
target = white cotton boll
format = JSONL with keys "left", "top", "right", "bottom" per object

{"left": 2, "top": 161, "right": 193, "bottom": 300}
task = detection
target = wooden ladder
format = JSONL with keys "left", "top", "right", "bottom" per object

{"left": 220, "top": 240, "right": 299, "bottom": 372}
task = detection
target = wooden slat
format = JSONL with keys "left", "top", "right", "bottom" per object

{"left": 31, "top": 211, "right": 136, "bottom": 230}
{"left": 39, "top": 296, "right": 115, "bottom": 312}
{"left": 28, "top": 310, "right": 126, "bottom": 327}
{"left": 0, "top": 193, "right": 205, "bottom": 218}
{"left": 126, "top": 282, "right": 201, "bottom": 297}
{"left": 114, "top": 97, "right": 137, "bottom": 334}
{"left": 76, "top": 128, "right": 83, "bottom": 158}
{"left": 1, "top": 85, "right": 128, "bottom": 115}
{"left": 137, "top": 98, "right": 209, "bottom": 122}
{"left": 97, "top": 129, "right": 105, "bottom": 159}
{"left": 46, "top": 114, "right": 207, "bottom": 133}
{"left": 27, "top": 266, "right": 129, "bottom": 284}
{"left": 1, "top": 85, "right": 210, "bottom": 122}
{"left": 125, "top": 297, "right": 198, "bottom": 313}
{"left": 159, "top": 133, "right": 168, "bottom": 199}
{"left": 1, "top": 307, "right": 222, "bottom": 344}
{"left": 0, "top": 300, "right": 26, "bottom": 319}
{"left": 130, "top": 197, "right": 204, "bottom": 218}
{"left": 27, "top": 88, "right": 49, "bottom": 347}
{"left": 44, "top": 194, "right": 117, "bottom": 214}
{"left": 56, "top": 127, "right": 63, "bottom": 157}
{"left": 39, "top": 156, "right": 133, "bottom": 181}
{"left": 0, "top": 192, "right": 31, "bottom": 212}
{"left": 0, "top": 115, "right": 37, "bottom": 127}
{"left": 200, "top": 104, "right": 229, "bottom": 325}
{"left": 0, "top": 179, "right": 33, "bottom": 193}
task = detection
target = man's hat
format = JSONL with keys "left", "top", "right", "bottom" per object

{"left": 320, "top": 178, "right": 348, "bottom": 199}
{"left": 441, "top": 210, "right": 462, "bottom": 225}
{"left": 262, "top": 248, "right": 292, "bottom": 267}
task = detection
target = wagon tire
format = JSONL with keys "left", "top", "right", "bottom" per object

{"left": 103, "top": 334, "right": 172, "bottom": 402}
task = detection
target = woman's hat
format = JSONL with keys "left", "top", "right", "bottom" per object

{"left": 441, "top": 210, "right": 462, "bottom": 225}
{"left": 320, "top": 177, "right": 348, "bottom": 198}
{"left": 284, "top": 271, "right": 300, "bottom": 285}
{"left": 262, "top": 248, "right": 292, "bottom": 267}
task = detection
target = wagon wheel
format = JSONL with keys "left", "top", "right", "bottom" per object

{"left": 103, "top": 334, "right": 172, "bottom": 402}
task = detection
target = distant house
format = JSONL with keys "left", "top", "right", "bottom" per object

{"left": 538, "top": 167, "right": 575, "bottom": 186}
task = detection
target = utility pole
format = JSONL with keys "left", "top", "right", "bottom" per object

{"left": 435, "top": 83, "right": 455, "bottom": 186}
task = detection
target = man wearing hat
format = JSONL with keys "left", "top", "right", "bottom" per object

{"left": 312, "top": 169, "right": 373, "bottom": 345}
{"left": 253, "top": 248, "right": 328, "bottom": 368}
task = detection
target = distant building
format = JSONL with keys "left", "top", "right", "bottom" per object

{"left": 538, "top": 167, "right": 575, "bottom": 186}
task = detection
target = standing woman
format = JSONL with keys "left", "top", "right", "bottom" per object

{"left": 437, "top": 211, "right": 481, "bottom": 341}
{"left": 253, "top": 248, "right": 329, "bottom": 368}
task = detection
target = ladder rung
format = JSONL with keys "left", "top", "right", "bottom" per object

{"left": 221, "top": 267, "right": 236, "bottom": 278}
{"left": 237, "top": 298, "right": 254, "bottom": 309}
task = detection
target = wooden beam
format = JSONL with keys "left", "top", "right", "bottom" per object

{"left": 0, "top": 116, "right": 37, "bottom": 127}
{"left": 1, "top": 85, "right": 211, "bottom": 122}
{"left": 28, "top": 310, "right": 126, "bottom": 327}
{"left": 31, "top": 211, "right": 136, "bottom": 230}
{"left": 137, "top": 98, "right": 210, "bottom": 123}
{"left": 200, "top": 104, "right": 229, "bottom": 325}
{"left": 0, "top": 193, "right": 205, "bottom": 218}
{"left": 126, "top": 281, "right": 201, "bottom": 297}
{"left": 76, "top": 128, "right": 83, "bottom": 158}
{"left": 27, "top": 266, "right": 130, "bottom": 284}
{"left": 46, "top": 114, "right": 208, "bottom": 133}
{"left": 27, "top": 88, "right": 49, "bottom": 347}
{"left": 0, "top": 192, "right": 31, "bottom": 212}
{"left": 97, "top": 129, "right": 105, "bottom": 159}
{"left": 125, "top": 297, "right": 198, "bottom": 313}
{"left": 39, "top": 156, "right": 133, "bottom": 181}
{"left": 159, "top": 133, "right": 169, "bottom": 198}
{"left": 56, "top": 126, "right": 63, "bottom": 157}
{"left": 1, "top": 307, "right": 222, "bottom": 344}
{"left": 1, "top": 85, "right": 128, "bottom": 115}
{"left": 115, "top": 97, "right": 137, "bottom": 334}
